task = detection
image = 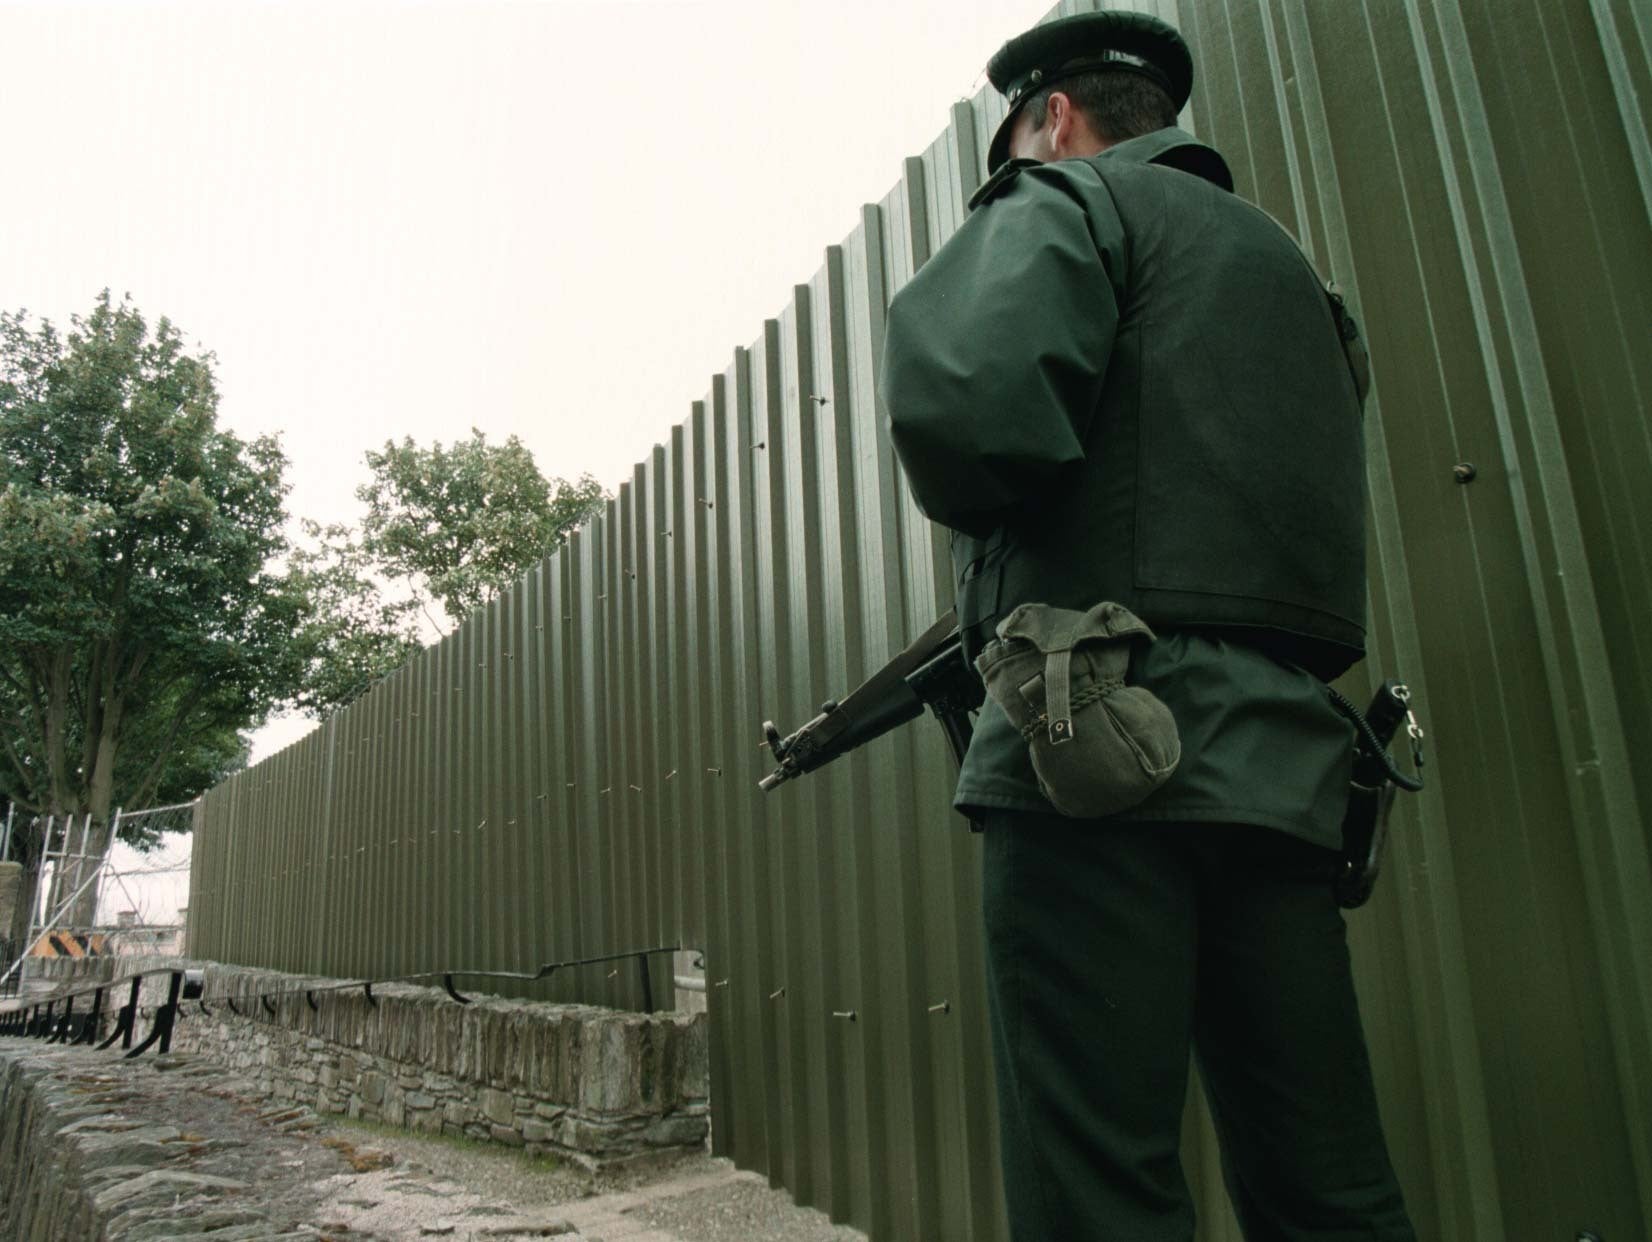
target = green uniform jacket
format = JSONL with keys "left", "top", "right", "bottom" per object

{"left": 880, "top": 129, "right": 1365, "bottom": 841}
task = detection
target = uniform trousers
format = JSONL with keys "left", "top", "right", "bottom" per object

{"left": 981, "top": 812, "right": 1416, "bottom": 1241}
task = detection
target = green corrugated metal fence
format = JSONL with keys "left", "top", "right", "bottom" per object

{"left": 191, "top": 1, "right": 1652, "bottom": 1236}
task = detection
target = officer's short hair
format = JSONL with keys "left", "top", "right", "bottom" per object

{"left": 1022, "top": 70, "right": 1178, "bottom": 143}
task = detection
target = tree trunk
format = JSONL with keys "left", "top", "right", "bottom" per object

{"left": 49, "top": 633, "right": 129, "bottom": 931}
{"left": 7, "top": 855, "right": 42, "bottom": 959}
{"left": 87, "top": 696, "right": 123, "bottom": 831}
{"left": 43, "top": 648, "right": 75, "bottom": 812}
{"left": 68, "top": 681, "right": 127, "bottom": 928}
{"left": 86, "top": 640, "right": 129, "bottom": 829}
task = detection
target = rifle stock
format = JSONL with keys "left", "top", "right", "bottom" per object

{"left": 758, "top": 609, "right": 982, "bottom": 792}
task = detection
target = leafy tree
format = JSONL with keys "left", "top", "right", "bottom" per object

{"left": 285, "top": 519, "right": 424, "bottom": 717}
{"left": 0, "top": 292, "right": 302, "bottom": 936}
{"left": 278, "top": 435, "right": 606, "bottom": 717}
{"left": 357, "top": 429, "right": 606, "bottom": 626}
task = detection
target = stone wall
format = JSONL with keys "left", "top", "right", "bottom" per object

{"left": 16, "top": 955, "right": 116, "bottom": 987}
{"left": 5, "top": 954, "right": 118, "bottom": 1007}
{"left": 127, "top": 960, "right": 710, "bottom": 1169}
{"left": 0, "top": 1044, "right": 110, "bottom": 1240}
{"left": 0, "top": 1042, "right": 290, "bottom": 1241}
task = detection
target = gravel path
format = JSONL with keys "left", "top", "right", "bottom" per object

{"left": 0, "top": 1038, "right": 865, "bottom": 1242}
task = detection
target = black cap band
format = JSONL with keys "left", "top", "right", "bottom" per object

{"left": 1004, "top": 50, "right": 1174, "bottom": 110}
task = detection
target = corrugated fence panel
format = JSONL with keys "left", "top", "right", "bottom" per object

{"left": 188, "top": 1, "right": 1651, "bottom": 1236}
{"left": 1192, "top": 1, "right": 1652, "bottom": 1238}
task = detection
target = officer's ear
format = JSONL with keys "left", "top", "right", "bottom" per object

{"left": 1046, "top": 91, "right": 1102, "bottom": 158}
{"left": 1046, "top": 91, "right": 1075, "bottom": 146}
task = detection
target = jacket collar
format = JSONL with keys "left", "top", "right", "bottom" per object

{"left": 967, "top": 126, "right": 1235, "bottom": 212}
{"left": 1098, "top": 126, "right": 1234, "bottom": 192}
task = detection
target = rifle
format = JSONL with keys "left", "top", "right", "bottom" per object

{"left": 760, "top": 614, "right": 1426, "bottom": 910}
{"left": 758, "top": 609, "right": 983, "bottom": 793}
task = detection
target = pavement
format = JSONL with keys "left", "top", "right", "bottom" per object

{"left": 0, "top": 1038, "right": 867, "bottom": 1242}
{"left": 308, "top": 1119, "right": 867, "bottom": 1242}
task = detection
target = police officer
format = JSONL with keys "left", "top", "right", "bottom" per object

{"left": 880, "top": 11, "right": 1417, "bottom": 1240}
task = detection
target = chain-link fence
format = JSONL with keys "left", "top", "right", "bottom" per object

{"left": 96, "top": 804, "right": 195, "bottom": 958}
{"left": 0, "top": 801, "right": 196, "bottom": 999}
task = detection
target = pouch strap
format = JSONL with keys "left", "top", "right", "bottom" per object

{"left": 1048, "top": 637, "right": 1138, "bottom": 744}
{"left": 1038, "top": 611, "right": 1099, "bottom": 746}
{"left": 1044, "top": 628, "right": 1081, "bottom": 745}
{"left": 994, "top": 601, "right": 1156, "bottom": 745}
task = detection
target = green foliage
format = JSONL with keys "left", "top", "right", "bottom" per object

{"left": 0, "top": 292, "right": 301, "bottom": 834}
{"left": 108, "top": 671, "right": 251, "bottom": 850}
{"left": 286, "top": 520, "right": 424, "bottom": 717}
{"left": 285, "top": 432, "right": 607, "bottom": 717}
{"left": 357, "top": 428, "right": 607, "bottom": 624}
{"left": 0, "top": 293, "right": 612, "bottom": 847}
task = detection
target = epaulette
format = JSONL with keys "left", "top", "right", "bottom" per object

{"left": 968, "top": 158, "right": 1040, "bottom": 211}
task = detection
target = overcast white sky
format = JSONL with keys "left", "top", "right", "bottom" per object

{"left": 3, "top": 0, "right": 1052, "bottom": 729}
{"left": 2, "top": 0, "right": 1053, "bottom": 917}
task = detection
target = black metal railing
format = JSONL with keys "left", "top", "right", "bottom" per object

{"left": 0, "top": 945, "right": 679, "bottom": 1058}
{"left": 0, "top": 966, "right": 195, "bottom": 1055}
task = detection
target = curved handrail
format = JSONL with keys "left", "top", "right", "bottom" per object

{"left": 0, "top": 945, "right": 679, "bottom": 1055}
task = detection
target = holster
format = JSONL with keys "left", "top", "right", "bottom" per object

{"left": 1333, "top": 681, "right": 1415, "bottom": 908}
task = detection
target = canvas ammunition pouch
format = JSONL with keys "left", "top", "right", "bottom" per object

{"left": 975, "top": 601, "right": 1181, "bottom": 818}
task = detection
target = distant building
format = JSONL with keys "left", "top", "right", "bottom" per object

{"left": 111, "top": 911, "right": 185, "bottom": 958}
